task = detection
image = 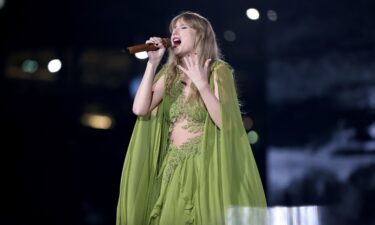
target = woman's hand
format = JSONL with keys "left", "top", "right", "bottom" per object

{"left": 177, "top": 54, "right": 211, "bottom": 90}
{"left": 145, "top": 37, "right": 166, "bottom": 64}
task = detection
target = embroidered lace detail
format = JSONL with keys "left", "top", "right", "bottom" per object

{"left": 161, "top": 69, "right": 206, "bottom": 183}
{"left": 167, "top": 73, "right": 206, "bottom": 133}
{"left": 163, "top": 136, "right": 202, "bottom": 182}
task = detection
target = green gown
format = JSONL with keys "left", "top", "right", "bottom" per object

{"left": 116, "top": 60, "right": 267, "bottom": 225}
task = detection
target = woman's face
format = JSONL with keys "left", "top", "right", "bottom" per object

{"left": 170, "top": 19, "right": 197, "bottom": 57}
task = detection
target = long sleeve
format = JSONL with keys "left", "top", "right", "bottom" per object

{"left": 196, "top": 60, "right": 267, "bottom": 225}
{"left": 116, "top": 65, "right": 169, "bottom": 225}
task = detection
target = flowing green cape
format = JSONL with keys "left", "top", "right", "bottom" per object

{"left": 116, "top": 60, "right": 267, "bottom": 225}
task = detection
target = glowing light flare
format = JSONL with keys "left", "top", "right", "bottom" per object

{"left": 242, "top": 116, "right": 254, "bottom": 130}
{"left": 0, "top": 0, "right": 6, "bottom": 9}
{"left": 246, "top": 8, "right": 260, "bottom": 20}
{"left": 22, "top": 59, "right": 39, "bottom": 73}
{"left": 47, "top": 59, "right": 62, "bottom": 73}
{"left": 368, "top": 122, "right": 375, "bottom": 138}
{"left": 81, "top": 113, "right": 114, "bottom": 129}
{"left": 129, "top": 75, "right": 142, "bottom": 98}
{"left": 247, "top": 130, "right": 259, "bottom": 144}
{"left": 267, "top": 10, "right": 278, "bottom": 21}
{"left": 135, "top": 51, "right": 148, "bottom": 60}
{"left": 223, "top": 30, "right": 236, "bottom": 42}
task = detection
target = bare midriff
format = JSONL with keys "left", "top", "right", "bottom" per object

{"left": 169, "top": 119, "right": 203, "bottom": 148}
{"left": 166, "top": 74, "right": 206, "bottom": 150}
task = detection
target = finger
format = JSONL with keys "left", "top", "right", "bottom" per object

{"left": 186, "top": 54, "right": 194, "bottom": 67}
{"left": 153, "top": 37, "right": 163, "bottom": 47}
{"left": 148, "top": 37, "right": 165, "bottom": 49}
{"left": 194, "top": 53, "right": 200, "bottom": 66}
{"left": 183, "top": 56, "right": 191, "bottom": 68}
{"left": 150, "top": 37, "right": 161, "bottom": 44}
{"left": 188, "top": 53, "right": 197, "bottom": 66}
{"left": 146, "top": 37, "right": 156, "bottom": 44}
{"left": 152, "top": 37, "right": 162, "bottom": 41}
{"left": 177, "top": 65, "right": 189, "bottom": 76}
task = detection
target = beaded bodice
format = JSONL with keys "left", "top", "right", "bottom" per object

{"left": 165, "top": 71, "right": 207, "bottom": 133}
{"left": 161, "top": 70, "right": 207, "bottom": 182}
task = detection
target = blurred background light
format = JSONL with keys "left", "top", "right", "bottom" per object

{"left": 135, "top": 51, "right": 148, "bottom": 60}
{"left": 223, "top": 30, "right": 236, "bottom": 42}
{"left": 22, "top": 59, "right": 39, "bottom": 73}
{"left": 246, "top": 8, "right": 260, "bottom": 20}
{"left": 368, "top": 122, "right": 375, "bottom": 139}
{"left": 47, "top": 59, "right": 62, "bottom": 73}
{"left": 248, "top": 130, "right": 259, "bottom": 144}
{"left": 243, "top": 116, "right": 254, "bottom": 130}
{"left": 267, "top": 10, "right": 278, "bottom": 21}
{"left": 370, "top": 90, "right": 375, "bottom": 109}
{"left": 0, "top": 0, "right": 6, "bottom": 10}
{"left": 80, "top": 113, "right": 114, "bottom": 130}
{"left": 129, "top": 75, "right": 142, "bottom": 98}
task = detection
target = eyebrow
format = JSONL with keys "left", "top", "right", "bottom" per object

{"left": 173, "top": 24, "right": 189, "bottom": 28}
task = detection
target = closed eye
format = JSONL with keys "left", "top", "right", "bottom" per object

{"left": 171, "top": 24, "right": 191, "bottom": 33}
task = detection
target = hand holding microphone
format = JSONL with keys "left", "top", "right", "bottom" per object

{"left": 126, "top": 37, "right": 171, "bottom": 54}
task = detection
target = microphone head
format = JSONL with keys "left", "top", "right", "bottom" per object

{"left": 162, "top": 38, "right": 171, "bottom": 48}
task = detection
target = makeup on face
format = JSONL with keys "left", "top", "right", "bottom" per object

{"left": 171, "top": 19, "right": 197, "bottom": 56}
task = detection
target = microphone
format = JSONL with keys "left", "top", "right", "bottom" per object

{"left": 126, "top": 38, "right": 171, "bottom": 54}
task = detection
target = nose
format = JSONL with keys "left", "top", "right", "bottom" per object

{"left": 171, "top": 27, "right": 180, "bottom": 35}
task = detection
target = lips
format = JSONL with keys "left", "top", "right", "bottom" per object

{"left": 172, "top": 37, "right": 181, "bottom": 48}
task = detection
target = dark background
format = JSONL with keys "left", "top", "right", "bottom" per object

{"left": 1, "top": 0, "right": 375, "bottom": 224}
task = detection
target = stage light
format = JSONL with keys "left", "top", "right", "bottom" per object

{"left": 47, "top": 59, "right": 62, "bottom": 73}
{"left": 248, "top": 130, "right": 259, "bottom": 144}
{"left": 267, "top": 10, "right": 278, "bottom": 21}
{"left": 227, "top": 206, "right": 321, "bottom": 225}
{"left": 0, "top": 0, "right": 6, "bottom": 10}
{"left": 223, "top": 30, "right": 236, "bottom": 42}
{"left": 81, "top": 113, "right": 114, "bottom": 129}
{"left": 135, "top": 51, "right": 148, "bottom": 60}
{"left": 246, "top": 8, "right": 260, "bottom": 20}
{"left": 22, "top": 59, "right": 39, "bottom": 73}
{"left": 6, "top": 50, "right": 59, "bottom": 81}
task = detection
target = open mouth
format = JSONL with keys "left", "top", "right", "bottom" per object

{"left": 172, "top": 37, "right": 181, "bottom": 48}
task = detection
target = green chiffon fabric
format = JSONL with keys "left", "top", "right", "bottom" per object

{"left": 116, "top": 60, "right": 267, "bottom": 225}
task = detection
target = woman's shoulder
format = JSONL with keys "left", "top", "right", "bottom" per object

{"left": 153, "top": 63, "right": 170, "bottom": 83}
{"left": 208, "top": 59, "right": 235, "bottom": 86}
{"left": 158, "top": 63, "right": 169, "bottom": 73}
{"left": 210, "top": 59, "right": 234, "bottom": 73}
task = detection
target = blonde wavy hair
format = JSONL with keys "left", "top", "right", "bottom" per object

{"left": 165, "top": 11, "right": 222, "bottom": 103}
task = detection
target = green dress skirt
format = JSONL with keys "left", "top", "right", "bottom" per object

{"left": 149, "top": 136, "right": 202, "bottom": 225}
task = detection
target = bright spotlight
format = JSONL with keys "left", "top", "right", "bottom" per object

{"left": 47, "top": 59, "right": 62, "bottom": 73}
{"left": 135, "top": 51, "right": 148, "bottom": 60}
{"left": 246, "top": 8, "right": 260, "bottom": 20}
